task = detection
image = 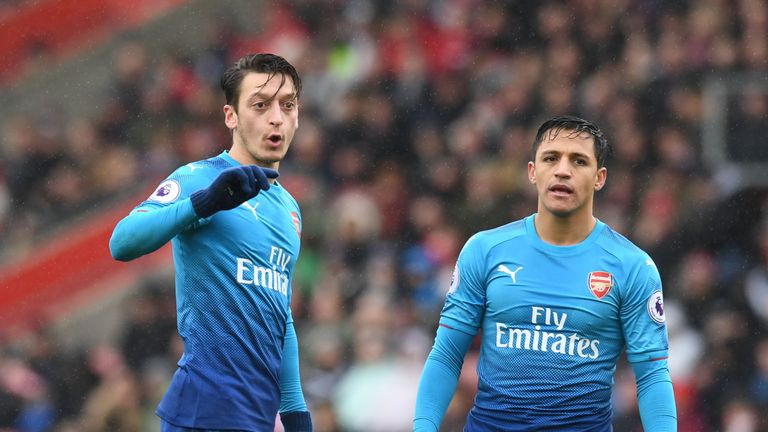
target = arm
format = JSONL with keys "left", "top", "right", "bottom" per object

{"left": 279, "top": 319, "right": 312, "bottom": 432}
{"left": 632, "top": 359, "right": 677, "bottom": 431}
{"left": 413, "top": 325, "right": 474, "bottom": 432}
{"left": 109, "top": 199, "right": 199, "bottom": 261}
{"left": 109, "top": 165, "right": 278, "bottom": 261}
{"left": 415, "top": 234, "right": 486, "bottom": 431}
{"left": 620, "top": 254, "right": 676, "bottom": 430}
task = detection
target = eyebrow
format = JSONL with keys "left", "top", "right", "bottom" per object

{"left": 246, "top": 90, "right": 297, "bottom": 103}
{"left": 540, "top": 149, "right": 593, "bottom": 160}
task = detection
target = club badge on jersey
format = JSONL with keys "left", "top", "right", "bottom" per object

{"left": 587, "top": 271, "right": 613, "bottom": 299}
{"left": 290, "top": 211, "right": 301, "bottom": 237}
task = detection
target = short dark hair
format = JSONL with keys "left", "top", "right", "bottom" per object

{"left": 221, "top": 53, "right": 302, "bottom": 110}
{"left": 532, "top": 115, "right": 610, "bottom": 167}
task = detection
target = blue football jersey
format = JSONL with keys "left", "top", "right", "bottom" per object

{"left": 130, "top": 151, "right": 302, "bottom": 430}
{"left": 441, "top": 215, "right": 669, "bottom": 431}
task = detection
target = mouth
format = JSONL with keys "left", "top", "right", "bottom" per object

{"left": 267, "top": 133, "right": 283, "bottom": 145}
{"left": 548, "top": 184, "right": 574, "bottom": 196}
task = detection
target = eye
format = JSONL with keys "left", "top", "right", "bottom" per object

{"left": 282, "top": 100, "right": 296, "bottom": 110}
{"left": 574, "top": 158, "right": 588, "bottom": 166}
{"left": 542, "top": 155, "right": 556, "bottom": 162}
{"left": 252, "top": 101, "right": 266, "bottom": 110}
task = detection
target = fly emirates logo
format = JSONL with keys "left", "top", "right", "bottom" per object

{"left": 495, "top": 306, "right": 600, "bottom": 359}
{"left": 236, "top": 247, "right": 291, "bottom": 296}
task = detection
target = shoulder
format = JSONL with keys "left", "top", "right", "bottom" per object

{"left": 146, "top": 156, "right": 228, "bottom": 204}
{"left": 174, "top": 156, "right": 229, "bottom": 178}
{"left": 597, "top": 224, "right": 659, "bottom": 274}
{"left": 463, "top": 219, "right": 527, "bottom": 254}
{"left": 275, "top": 182, "right": 301, "bottom": 212}
{"left": 173, "top": 155, "right": 231, "bottom": 185}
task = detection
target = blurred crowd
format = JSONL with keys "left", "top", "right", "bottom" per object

{"left": 0, "top": 0, "right": 33, "bottom": 18}
{"left": 1, "top": 0, "right": 768, "bottom": 430}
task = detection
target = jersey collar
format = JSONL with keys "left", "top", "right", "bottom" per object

{"left": 524, "top": 214, "right": 605, "bottom": 256}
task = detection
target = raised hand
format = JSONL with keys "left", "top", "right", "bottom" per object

{"left": 190, "top": 165, "right": 279, "bottom": 218}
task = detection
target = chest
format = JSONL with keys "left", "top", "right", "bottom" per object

{"left": 205, "top": 194, "right": 301, "bottom": 268}
{"left": 483, "top": 249, "right": 623, "bottom": 334}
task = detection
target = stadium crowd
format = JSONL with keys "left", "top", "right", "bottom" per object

{"left": 1, "top": 0, "right": 768, "bottom": 430}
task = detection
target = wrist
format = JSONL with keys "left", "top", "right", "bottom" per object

{"left": 280, "top": 411, "right": 312, "bottom": 432}
{"left": 413, "top": 417, "right": 439, "bottom": 432}
{"left": 189, "top": 189, "right": 217, "bottom": 218}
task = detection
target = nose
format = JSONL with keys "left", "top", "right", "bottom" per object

{"left": 267, "top": 102, "right": 283, "bottom": 126}
{"left": 553, "top": 158, "right": 571, "bottom": 178}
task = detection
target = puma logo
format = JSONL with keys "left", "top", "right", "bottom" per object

{"left": 241, "top": 201, "right": 260, "bottom": 220}
{"left": 498, "top": 264, "right": 523, "bottom": 284}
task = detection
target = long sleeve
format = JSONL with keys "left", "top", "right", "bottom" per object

{"left": 109, "top": 198, "right": 200, "bottom": 261}
{"left": 279, "top": 319, "right": 308, "bottom": 413}
{"left": 632, "top": 359, "right": 677, "bottom": 431}
{"left": 413, "top": 325, "right": 474, "bottom": 432}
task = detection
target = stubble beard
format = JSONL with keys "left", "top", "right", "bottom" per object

{"left": 541, "top": 189, "right": 579, "bottom": 218}
{"left": 544, "top": 194, "right": 591, "bottom": 219}
{"left": 236, "top": 128, "right": 283, "bottom": 165}
{"left": 545, "top": 203, "right": 575, "bottom": 218}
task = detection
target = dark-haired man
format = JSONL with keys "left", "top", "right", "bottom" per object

{"left": 414, "top": 116, "right": 676, "bottom": 431}
{"left": 110, "top": 53, "right": 312, "bottom": 431}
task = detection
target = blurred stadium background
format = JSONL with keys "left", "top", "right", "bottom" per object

{"left": 0, "top": 0, "right": 767, "bottom": 431}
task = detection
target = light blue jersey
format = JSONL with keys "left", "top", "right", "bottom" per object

{"left": 110, "top": 151, "right": 303, "bottom": 430}
{"left": 440, "top": 215, "right": 669, "bottom": 430}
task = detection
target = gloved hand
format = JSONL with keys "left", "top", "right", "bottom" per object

{"left": 190, "top": 165, "right": 279, "bottom": 218}
{"left": 280, "top": 411, "right": 313, "bottom": 432}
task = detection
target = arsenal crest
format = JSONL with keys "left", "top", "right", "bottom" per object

{"left": 588, "top": 271, "right": 613, "bottom": 299}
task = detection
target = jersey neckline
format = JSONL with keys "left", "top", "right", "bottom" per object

{"left": 524, "top": 214, "right": 605, "bottom": 256}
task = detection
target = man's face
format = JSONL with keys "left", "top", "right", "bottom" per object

{"left": 224, "top": 71, "right": 299, "bottom": 167}
{"left": 527, "top": 129, "right": 606, "bottom": 218}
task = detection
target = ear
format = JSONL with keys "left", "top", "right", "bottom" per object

{"left": 224, "top": 104, "right": 238, "bottom": 130}
{"left": 527, "top": 161, "right": 536, "bottom": 184}
{"left": 594, "top": 167, "right": 607, "bottom": 191}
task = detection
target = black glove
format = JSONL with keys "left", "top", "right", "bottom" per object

{"left": 280, "top": 411, "right": 313, "bottom": 432}
{"left": 190, "top": 165, "right": 279, "bottom": 218}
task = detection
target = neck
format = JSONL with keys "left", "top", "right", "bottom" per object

{"left": 229, "top": 142, "right": 280, "bottom": 168}
{"left": 228, "top": 143, "right": 280, "bottom": 184}
{"left": 228, "top": 140, "right": 253, "bottom": 165}
{"left": 533, "top": 210, "right": 596, "bottom": 246}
